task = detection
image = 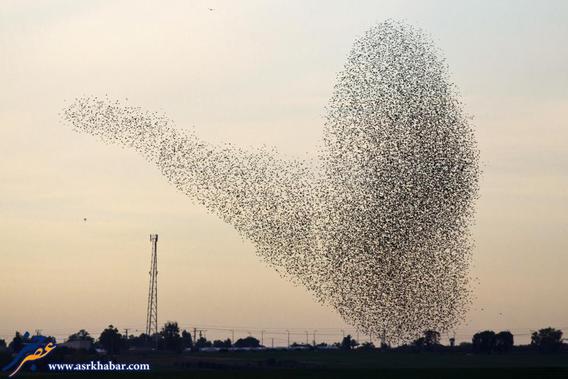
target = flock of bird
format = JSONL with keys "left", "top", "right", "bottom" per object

{"left": 62, "top": 20, "right": 479, "bottom": 344}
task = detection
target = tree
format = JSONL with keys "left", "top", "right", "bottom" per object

{"left": 458, "top": 342, "right": 473, "bottom": 352}
{"left": 160, "top": 321, "right": 182, "bottom": 352}
{"left": 412, "top": 330, "right": 441, "bottom": 351}
{"left": 531, "top": 327, "right": 563, "bottom": 353}
{"left": 423, "top": 330, "right": 441, "bottom": 346}
{"left": 8, "top": 332, "right": 25, "bottom": 353}
{"left": 194, "top": 337, "right": 212, "bottom": 349}
{"left": 340, "top": 335, "right": 358, "bottom": 350}
{"left": 412, "top": 337, "right": 426, "bottom": 348}
{"left": 359, "top": 341, "right": 375, "bottom": 351}
{"left": 98, "top": 325, "right": 123, "bottom": 354}
{"left": 213, "top": 339, "right": 232, "bottom": 348}
{"left": 181, "top": 330, "right": 193, "bottom": 350}
{"left": 68, "top": 329, "right": 94, "bottom": 343}
{"left": 234, "top": 336, "right": 260, "bottom": 348}
{"left": 495, "top": 331, "right": 514, "bottom": 352}
{"left": 126, "top": 333, "right": 152, "bottom": 349}
{"left": 472, "top": 330, "right": 496, "bottom": 353}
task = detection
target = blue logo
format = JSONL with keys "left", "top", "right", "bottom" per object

{"left": 2, "top": 332, "right": 56, "bottom": 377}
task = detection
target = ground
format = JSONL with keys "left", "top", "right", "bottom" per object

{"left": 11, "top": 350, "right": 568, "bottom": 378}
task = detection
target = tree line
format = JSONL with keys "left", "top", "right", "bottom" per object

{"left": 0, "top": 324, "right": 564, "bottom": 355}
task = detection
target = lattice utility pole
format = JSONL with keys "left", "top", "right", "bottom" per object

{"left": 146, "top": 234, "right": 158, "bottom": 339}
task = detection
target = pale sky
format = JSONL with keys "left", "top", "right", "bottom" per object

{"left": 0, "top": 0, "right": 567, "bottom": 346}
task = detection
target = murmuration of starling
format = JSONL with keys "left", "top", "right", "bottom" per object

{"left": 62, "top": 20, "right": 479, "bottom": 344}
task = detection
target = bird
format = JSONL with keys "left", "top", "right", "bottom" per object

{"left": 62, "top": 20, "right": 479, "bottom": 344}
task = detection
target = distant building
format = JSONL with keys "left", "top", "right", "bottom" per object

{"left": 60, "top": 339, "right": 93, "bottom": 351}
